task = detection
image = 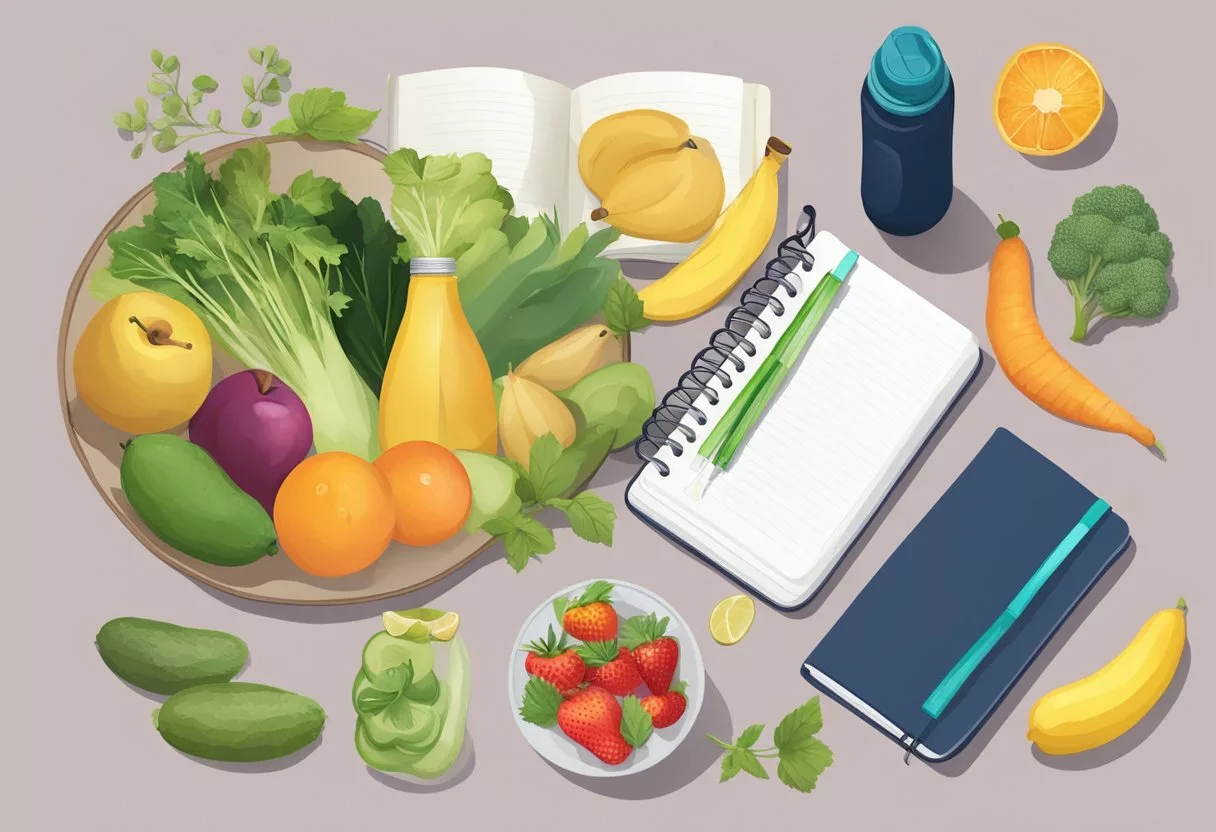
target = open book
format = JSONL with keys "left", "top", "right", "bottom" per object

{"left": 386, "top": 67, "right": 771, "bottom": 263}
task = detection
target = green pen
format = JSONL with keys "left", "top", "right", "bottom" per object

{"left": 687, "top": 250, "right": 859, "bottom": 500}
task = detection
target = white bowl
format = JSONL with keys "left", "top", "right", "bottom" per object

{"left": 508, "top": 579, "right": 705, "bottom": 778}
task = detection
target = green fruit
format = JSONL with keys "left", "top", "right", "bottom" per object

{"left": 560, "top": 362, "right": 656, "bottom": 450}
{"left": 362, "top": 632, "right": 434, "bottom": 690}
{"left": 96, "top": 617, "right": 248, "bottom": 694}
{"left": 120, "top": 434, "right": 277, "bottom": 566}
{"left": 453, "top": 450, "right": 520, "bottom": 534}
{"left": 152, "top": 682, "right": 325, "bottom": 762}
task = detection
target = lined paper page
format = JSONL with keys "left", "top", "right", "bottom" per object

{"left": 630, "top": 232, "right": 977, "bottom": 600}
{"left": 569, "top": 73, "right": 748, "bottom": 255}
{"left": 388, "top": 68, "right": 572, "bottom": 218}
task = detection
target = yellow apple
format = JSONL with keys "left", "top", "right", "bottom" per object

{"left": 73, "top": 292, "right": 213, "bottom": 433}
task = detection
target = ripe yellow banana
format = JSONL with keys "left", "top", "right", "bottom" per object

{"left": 590, "top": 138, "right": 725, "bottom": 243}
{"left": 1027, "top": 598, "right": 1188, "bottom": 755}
{"left": 579, "top": 109, "right": 691, "bottom": 198}
{"left": 514, "top": 324, "right": 617, "bottom": 391}
{"left": 638, "top": 137, "right": 791, "bottom": 322}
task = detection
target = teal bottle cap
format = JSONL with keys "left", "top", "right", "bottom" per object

{"left": 867, "top": 26, "right": 951, "bottom": 117}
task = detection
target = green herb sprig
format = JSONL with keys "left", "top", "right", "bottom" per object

{"left": 603, "top": 277, "right": 650, "bottom": 336}
{"left": 708, "top": 697, "right": 834, "bottom": 793}
{"left": 480, "top": 431, "right": 618, "bottom": 571}
{"left": 113, "top": 46, "right": 379, "bottom": 159}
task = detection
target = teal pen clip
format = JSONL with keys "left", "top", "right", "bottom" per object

{"left": 903, "top": 498, "right": 1112, "bottom": 764}
{"left": 686, "top": 250, "right": 859, "bottom": 500}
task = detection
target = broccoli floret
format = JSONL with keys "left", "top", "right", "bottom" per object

{"left": 1046, "top": 184, "right": 1174, "bottom": 341}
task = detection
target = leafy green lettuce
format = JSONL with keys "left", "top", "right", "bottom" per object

{"left": 91, "top": 144, "right": 380, "bottom": 459}
{"left": 383, "top": 148, "right": 622, "bottom": 379}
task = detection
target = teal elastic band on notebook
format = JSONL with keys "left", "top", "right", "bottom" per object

{"left": 903, "top": 498, "right": 1111, "bottom": 762}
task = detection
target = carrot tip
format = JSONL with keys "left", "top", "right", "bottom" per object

{"left": 1152, "top": 440, "right": 1167, "bottom": 460}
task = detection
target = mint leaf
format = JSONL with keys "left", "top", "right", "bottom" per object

{"left": 738, "top": 749, "right": 770, "bottom": 780}
{"left": 483, "top": 512, "right": 555, "bottom": 571}
{"left": 273, "top": 88, "right": 379, "bottom": 143}
{"left": 773, "top": 697, "right": 824, "bottom": 749}
{"left": 737, "top": 723, "right": 766, "bottom": 749}
{"left": 620, "top": 696, "right": 654, "bottom": 748}
{"left": 519, "top": 677, "right": 561, "bottom": 727}
{"left": 528, "top": 434, "right": 579, "bottom": 503}
{"left": 720, "top": 749, "right": 744, "bottom": 782}
{"left": 560, "top": 424, "right": 616, "bottom": 494}
{"left": 562, "top": 492, "right": 616, "bottom": 545}
{"left": 603, "top": 276, "right": 648, "bottom": 334}
{"left": 776, "top": 738, "right": 833, "bottom": 793}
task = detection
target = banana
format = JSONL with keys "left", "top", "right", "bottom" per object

{"left": 1027, "top": 598, "right": 1188, "bottom": 756}
{"left": 589, "top": 137, "right": 725, "bottom": 243}
{"left": 514, "top": 324, "right": 618, "bottom": 391}
{"left": 638, "top": 137, "right": 791, "bottom": 321}
{"left": 579, "top": 109, "right": 691, "bottom": 198}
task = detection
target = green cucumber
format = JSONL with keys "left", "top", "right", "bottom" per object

{"left": 153, "top": 682, "right": 325, "bottom": 762}
{"left": 362, "top": 632, "right": 434, "bottom": 690}
{"left": 96, "top": 617, "right": 248, "bottom": 695}
{"left": 363, "top": 699, "right": 443, "bottom": 751}
{"left": 403, "top": 671, "right": 442, "bottom": 705}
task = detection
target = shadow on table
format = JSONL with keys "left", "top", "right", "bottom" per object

{"left": 552, "top": 675, "right": 731, "bottom": 799}
{"left": 1021, "top": 93, "right": 1119, "bottom": 172}
{"left": 928, "top": 541, "right": 1137, "bottom": 778}
{"left": 367, "top": 735, "right": 477, "bottom": 791}
{"left": 879, "top": 188, "right": 995, "bottom": 275}
{"left": 782, "top": 351, "right": 994, "bottom": 621}
{"left": 1031, "top": 641, "right": 1189, "bottom": 771}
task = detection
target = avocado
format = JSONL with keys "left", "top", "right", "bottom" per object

{"left": 119, "top": 434, "right": 277, "bottom": 566}
{"left": 153, "top": 682, "right": 325, "bottom": 762}
{"left": 96, "top": 617, "right": 248, "bottom": 694}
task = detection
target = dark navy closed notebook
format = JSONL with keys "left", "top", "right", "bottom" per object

{"left": 801, "top": 428, "right": 1130, "bottom": 763}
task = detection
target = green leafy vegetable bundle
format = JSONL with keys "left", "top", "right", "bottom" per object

{"left": 383, "top": 148, "right": 623, "bottom": 379}
{"left": 91, "top": 143, "right": 385, "bottom": 460}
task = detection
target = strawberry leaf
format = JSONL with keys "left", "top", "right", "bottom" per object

{"left": 620, "top": 611, "right": 670, "bottom": 648}
{"left": 620, "top": 695, "right": 654, "bottom": 748}
{"left": 571, "top": 580, "right": 614, "bottom": 609}
{"left": 737, "top": 749, "right": 770, "bottom": 780}
{"left": 776, "top": 738, "right": 833, "bottom": 793}
{"left": 720, "top": 749, "right": 744, "bottom": 782}
{"left": 519, "top": 676, "right": 562, "bottom": 727}
{"left": 774, "top": 697, "right": 824, "bottom": 748}
{"left": 552, "top": 595, "right": 569, "bottom": 623}
{"left": 574, "top": 640, "right": 619, "bottom": 667}
{"left": 736, "top": 723, "right": 765, "bottom": 749}
{"left": 670, "top": 679, "right": 689, "bottom": 696}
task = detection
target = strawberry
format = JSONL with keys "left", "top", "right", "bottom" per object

{"left": 621, "top": 612, "right": 680, "bottom": 694}
{"left": 554, "top": 580, "right": 618, "bottom": 642}
{"left": 577, "top": 641, "right": 643, "bottom": 696}
{"left": 520, "top": 678, "right": 634, "bottom": 765}
{"left": 640, "top": 681, "right": 688, "bottom": 729}
{"left": 521, "top": 624, "right": 586, "bottom": 693}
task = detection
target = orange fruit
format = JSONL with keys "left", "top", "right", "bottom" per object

{"left": 374, "top": 441, "right": 472, "bottom": 547}
{"left": 273, "top": 452, "right": 396, "bottom": 577}
{"left": 993, "top": 44, "right": 1104, "bottom": 156}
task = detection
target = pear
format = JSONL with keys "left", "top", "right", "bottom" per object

{"left": 498, "top": 370, "right": 576, "bottom": 468}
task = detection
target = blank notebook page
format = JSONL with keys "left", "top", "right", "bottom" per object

{"left": 627, "top": 231, "right": 979, "bottom": 608}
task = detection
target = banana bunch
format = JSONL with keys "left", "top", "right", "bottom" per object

{"left": 639, "top": 137, "right": 792, "bottom": 322}
{"left": 579, "top": 110, "right": 725, "bottom": 243}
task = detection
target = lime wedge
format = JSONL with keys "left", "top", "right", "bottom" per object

{"left": 709, "top": 595, "right": 755, "bottom": 645}
{"left": 383, "top": 608, "right": 460, "bottom": 642}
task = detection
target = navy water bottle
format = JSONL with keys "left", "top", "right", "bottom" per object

{"left": 860, "top": 26, "right": 954, "bottom": 236}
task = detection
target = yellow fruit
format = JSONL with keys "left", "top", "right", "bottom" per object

{"left": 590, "top": 136, "right": 725, "bottom": 243}
{"left": 709, "top": 594, "right": 755, "bottom": 645}
{"left": 383, "top": 608, "right": 460, "bottom": 641}
{"left": 994, "top": 44, "right": 1104, "bottom": 156}
{"left": 498, "top": 371, "right": 576, "bottom": 468}
{"left": 579, "top": 109, "right": 692, "bottom": 199}
{"left": 514, "top": 324, "right": 617, "bottom": 391}
{"left": 639, "top": 137, "right": 791, "bottom": 322}
{"left": 73, "top": 293, "right": 213, "bottom": 433}
{"left": 1028, "top": 598, "right": 1188, "bottom": 755}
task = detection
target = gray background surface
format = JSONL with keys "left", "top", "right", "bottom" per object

{"left": 4, "top": 0, "right": 1212, "bottom": 828}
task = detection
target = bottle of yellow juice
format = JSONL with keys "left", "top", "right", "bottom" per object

{"left": 379, "top": 257, "right": 497, "bottom": 454}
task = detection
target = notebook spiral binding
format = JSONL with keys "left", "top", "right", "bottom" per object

{"left": 633, "top": 204, "right": 819, "bottom": 476}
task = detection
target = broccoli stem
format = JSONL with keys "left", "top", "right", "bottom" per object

{"left": 1069, "top": 256, "right": 1105, "bottom": 342}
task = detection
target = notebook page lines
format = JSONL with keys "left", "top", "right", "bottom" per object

{"left": 389, "top": 68, "right": 572, "bottom": 218}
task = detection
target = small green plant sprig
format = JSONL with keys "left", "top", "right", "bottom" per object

{"left": 113, "top": 46, "right": 378, "bottom": 159}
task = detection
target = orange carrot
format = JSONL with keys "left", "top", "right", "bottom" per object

{"left": 986, "top": 215, "right": 1164, "bottom": 456}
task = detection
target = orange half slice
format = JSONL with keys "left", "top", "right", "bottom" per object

{"left": 994, "top": 44, "right": 1104, "bottom": 156}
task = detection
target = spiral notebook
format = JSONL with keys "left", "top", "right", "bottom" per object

{"left": 626, "top": 209, "right": 981, "bottom": 609}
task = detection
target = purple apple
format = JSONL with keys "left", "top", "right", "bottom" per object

{"left": 189, "top": 370, "right": 313, "bottom": 516}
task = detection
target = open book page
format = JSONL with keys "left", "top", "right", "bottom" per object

{"left": 569, "top": 72, "right": 752, "bottom": 259}
{"left": 387, "top": 68, "right": 573, "bottom": 218}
